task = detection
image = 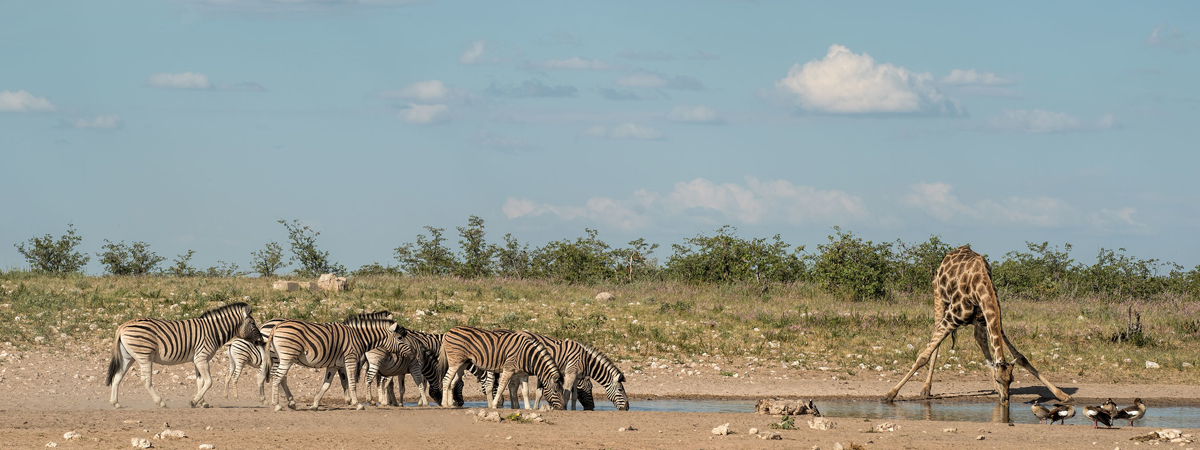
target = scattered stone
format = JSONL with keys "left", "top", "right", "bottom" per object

{"left": 874, "top": 422, "right": 898, "bottom": 432}
{"left": 943, "top": 428, "right": 957, "bottom": 433}
{"left": 1131, "top": 429, "right": 1193, "bottom": 444}
{"left": 833, "top": 443, "right": 844, "bottom": 450}
{"left": 748, "top": 427, "right": 759, "bottom": 435}
{"left": 156, "top": 430, "right": 186, "bottom": 439}
{"left": 756, "top": 398, "right": 821, "bottom": 416}
{"left": 711, "top": 423, "right": 732, "bottom": 435}
{"left": 1146, "top": 361, "right": 1161, "bottom": 369}
{"left": 199, "top": 445, "right": 215, "bottom": 450}
{"left": 45, "top": 443, "right": 57, "bottom": 448}
{"left": 124, "top": 420, "right": 141, "bottom": 424}
{"left": 483, "top": 411, "right": 501, "bottom": 423}
{"left": 63, "top": 431, "right": 82, "bottom": 440}
{"left": 205, "top": 426, "right": 212, "bottom": 430}
{"left": 317, "top": 273, "right": 348, "bottom": 292}
{"left": 976, "top": 435, "right": 986, "bottom": 440}
{"left": 131, "top": 438, "right": 153, "bottom": 448}
{"left": 271, "top": 281, "right": 301, "bottom": 292}
{"left": 595, "top": 292, "right": 615, "bottom": 301}
{"left": 1183, "top": 362, "right": 1193, "bottom": 368}
{"left": 808, "top": 417, "right": 835, "bottom": 430}
{"left": 757, "top": 432, "right": 782, "bottom": 440}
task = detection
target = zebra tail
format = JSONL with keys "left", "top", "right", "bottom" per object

{"left": 105, "top": 335, "right": 122, "bottom": 386}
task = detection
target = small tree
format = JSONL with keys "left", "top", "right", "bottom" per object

{"left": 278, "top": 219, "right": 345, "bottom": 277}
{"left": 892, "top": 235, "right": 955, "bottom": 293}
{"left": 611, "top": 238, "right": 660, "bottom": 282}
{"left": 395, "top": 226, "right": 458, "bottom": 276}
{"left": 250, "top": 241, "right": 287, "bottom": 278}
{"left": 494, "top": 233, "right": 531, "bottom": 279}
{"left": 205, "top": 261, "right": 243, "bottom": 277}
{"left": 530, "top": 228, "right": 616, "bottom": 283}
{"left": 809, "top": 227, "right": 894, "bottom": 301}
{"left": 166, "top": 250, "right": 201, "bottom": 277}
{"left": 14, "top": 223, "right": 90, "bottom": 274}
{"left": 455, "top": 215, "right": 494, "bottom": 278}
{"left": 96, "top": 240, "right": 165, "bottom": 276}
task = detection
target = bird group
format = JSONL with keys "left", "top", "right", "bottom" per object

{"left": 1031, "top": 398, "right": 1146, "bottom": 428}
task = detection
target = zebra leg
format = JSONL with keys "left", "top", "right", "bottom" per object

{"left": 441, "top": 362, "right": 465, "bottom": 408}
{"left": 389, "top": 376, "right": 402, "bottom": 406}
{"left": 564, "top": 373, "right": 579, "bottom": 411}
{"left": 309, "top": 368, "right": 338, "bottom": 410}
{"left": 491, "top": 371, "right": 514, "bottom": 409}
{"left": 345, "top": 357, "right": 364, "bottom": 410}
{"left": 133, "top": 354, "right": 166, "bottom": 408}
{"left": 506, "top": 376, "right": 520, "bottom": 409}
{"left": 270, "top": 358, "right": 294, "bottom": 411}
{"left": 224, "top": 346, "right": 238, "bottom": 399}
{"left": 337, "top": 367, "right": 353, "bottom": 405}
{"left": 408, "top": 362, "right": 429, "bottom": 407}
{"left": 190, "top": 354, "right": 215, "bottom": 408}
{"left": 577, "top": 378, "right": 595, "bottom": 411}
{"left": 254, "top": 344, "right": 269, "bottom": 404}
{"left": 108, "top": 343, "right": 136, "bottom": 409}
{"left": 533, "top": 381, "right": 543, "bottom": 410}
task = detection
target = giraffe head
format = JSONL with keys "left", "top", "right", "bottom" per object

{"left": 994, "top": 361, "right": 1014, "bottom": 400}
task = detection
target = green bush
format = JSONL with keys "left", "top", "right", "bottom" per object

{"left": 96, "top": 240, "right": 165, "bottom": 276}
{"left": 250, "top": 241, "right": 287, "bottom": 278}
{"left": 394, "top": 226, "right": 458, "bottom": 276}
{"left": 494, "top": 233, "right": 532, "bottom": 279}
{"left": 892, "top": 235, "right": 954, "bottom": 293}
{"left": 530, "top": 228, "right": 618, "bottom": 283}
{"left": 809, "top": 227, "right": 893, "bottom": 301}
{"left": 454, "top": 215, "right": 494, "bottom": 278}
{"left": 991, "top": 241, "right": 1078, "bottom": 299}
{"left": 166, "top": 250, "right": 201, "bottom": 277}
{"left": 664, "top": 226, "right": 804, "bottom": 284}
{"left": 13, "top": 223, "right": 90, "bottom": 274}
{"left": 279, "top": 219, "right": 345, "bottom": 277}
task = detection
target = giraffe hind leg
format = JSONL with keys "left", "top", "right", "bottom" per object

{"left": 1002, "top": 334, "right": 1071, "bottom": 402}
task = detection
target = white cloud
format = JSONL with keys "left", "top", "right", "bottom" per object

{"left": 904, "top": 182, "right": 1075, "bottom": 227}
{"left": 1089, "top": 207, "right": 1151, "bottom": 234}
{"left": 0, "top": 90, "right": 56, "bottom": 112}
{"left": 939, "top": 69, "right": 1014, "bottom": 86}
{"left": 1147, "top": 23, "right": 1199, "bottom": 52}
{"left": 581, "top": 123, "right": 663, "bottom": 140}
{"left": 381, "top": 80, "right": 448, "bottom": 102}
{"left": 666, "top": 105, "right": 720, "bottom": 123}
{"left": 615, "top": 71, "right": 666, "bottom": 88}
{"left": 399, "top": 103, "right": 449, "bottom": 124}
{"left": 147, "top": 72, "right": 212, "bottom": 90}
{"left": 541, "top": 57, "right": 613, "bottom": 70}
{"left": 460, "top": 40, "right": 498, "bottom": 64}
{"left": 73, "top": 114, "right": 121, "bottom": 129}
{"left": 775, "top": 44, "right": 962, "bottom": 116}
{"left": 987, "top": 109, "right": 1116, "bottom": 133}
{"left": 504, "top": 177, "right": 867, "bottom": 229}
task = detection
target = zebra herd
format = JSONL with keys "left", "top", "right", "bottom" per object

{"left": 105, "top": 303, "right": 629, "bottom": 412}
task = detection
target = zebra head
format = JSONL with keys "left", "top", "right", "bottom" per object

{"left": 206, "top": 302, "right": 263, "bottom": 345}
{"left": 607, "top": 371, "right": 629, "bottom": 411}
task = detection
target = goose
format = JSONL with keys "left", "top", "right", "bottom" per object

{"left": 1083, "top": 405, "right": 1113, "bottom": 428}
{"left": 1114, "top": 398, "right": 1146, "bottom": 427}
{"left": 1031, "top": 400, "right": 1052, "bottom": 424}
{"left": 1048, "top": 404, "right": 1075, "bottom": 425}
{"left": 1101, "top": 398, "right": 1118, "bottom": 417}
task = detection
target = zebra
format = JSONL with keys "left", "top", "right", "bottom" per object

{"left": 266, "top": 316, "right": 409, "bottom": 411}
{"left": 491, "top": 339, "right": 628, "bottom": 411}
{"left": 439, "top": 326, "right": 564, "bottom": 410}
{"left": 360, "top": 335, "right": 431, "bottom": 407}
{"left": 476, "top": 332, "right": 585, "bottom": 410}
{"left": 105, "top": 302, "right": 263, "bottom": 409}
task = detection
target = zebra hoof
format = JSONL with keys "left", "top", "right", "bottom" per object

{"left": 113, "top": 403, "right": 121, "bottom": 409}
{"left": 274, "top": 404, "right": 283, "bottom": 412}
{"left": 158, "top": 401, "right": 167, "bottom": 408}
{"left": 355, "top": 404, "right": 365, "bottom": 411}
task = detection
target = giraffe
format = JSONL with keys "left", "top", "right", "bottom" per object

{"left": 883, "top": 245, "right": 1071, "bottom": 403}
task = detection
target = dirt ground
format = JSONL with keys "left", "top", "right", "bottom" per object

{"left": 1, "top": 350, "right": 1196, "bottom": 449}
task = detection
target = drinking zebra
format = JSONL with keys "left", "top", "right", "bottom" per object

{"left": 105, "top": 302, "right": 263, "bottom": 409}
{"left": 266, "top": 317, "right": 409, "bottom": 411}
{"left": 440, "top": 326, "right": 564, "bottom": 410}
{"left": 476, "top": 333, "right": 585, "bottom": 410}
{"left": 360, "top": 334, "right": 431, "bottom": 407}
{"left": 493, "top": 339, "right": 628, "bottom": 411}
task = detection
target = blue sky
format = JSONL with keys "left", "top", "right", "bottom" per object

{"left": 3, "top": 0, "right": 1199, "bottom": 273}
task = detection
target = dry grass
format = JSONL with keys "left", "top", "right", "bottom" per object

{"left": 0, "top": 273, "right": 1196, "bottom": 384}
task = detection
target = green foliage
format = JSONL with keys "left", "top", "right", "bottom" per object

{"left": 611, "top": 238, "right": 660, "bottom": 282}
{"left": 892, "top": 235, "right": 955, "bottom": 293}
{"left": 494, "top": 233, "right": 532, "bottom": 279}
{"left": 166, "top": 250, "right": 201, "bottom": 277}
{"left": 278, "top": 219, "right": 345, "bottom": 277}
{"left": 13, "top": 223, "right": 90, "bottom": 274}
{"left": 204, "top": 261, "right": 243, "bottom": 277}
{"left": 1079, "top": 248, "right": 1176, "bottom": 299}
{"left": 352, "top": 262, "right": 402, "bottom": 276}
{"left": 250, "top": 241, "right": 287, "bottom": 278}
{"left": 992, "top": 241, "right": 1078, "bottom": 298}
{"left": 769, "top": 415, "right": 796, "bottom": 430}
{"left": 395, "top": 226, "right": 459, "bottom": 276}
{"left": 809, "top": 227, "right": 893, "bottom": 300}
{"left": 665, "top": 226, "right": 804, "bottom": 284}
{"left": 96, "top": 240, "right": 165, "bottom": 276}
{"left": 530, "top": 228, "right": 617, "bottom": 283}
{"left": 454, "top": 215, "right": 494, "bottom": 278}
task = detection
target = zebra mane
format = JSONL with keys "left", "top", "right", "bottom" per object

{"left": 344, "top": 310, "right": 392, "bottom": 323}
{"left": 515, "top": 330, "right": 562, "bottom": 380}
{"left": 199, "top": 302, "right": 250, "bottom": 319}
{"left": 342, "top": 317, "right": 397, "bottom": 329}
{"left": 578, "top": 340, "right": 623, "bottom": 379}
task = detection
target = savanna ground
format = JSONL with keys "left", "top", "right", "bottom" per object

{"left": 1, "top": 274, "right": 1197, "bottom": 449}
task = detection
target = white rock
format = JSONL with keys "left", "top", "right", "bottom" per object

{"left": 748, "top": 427, "right": 758, "bottom": 435}
{"left": 976, "top": 435, "right": 986, "bottom": 440}
{"left": 834, "top": 443, "right": 844, "bottom": 450}
{"left": 45, "top": 443, "right": 57, "bottom": 448}
{"left": 875, "top": 422, "right": 898, "bottom": 432}
{"left": 199, "top": 445, "right": 215, "bottom": 450}
{"left": 1146, "top": 361, "right": 1161, "bottom": 369}
{"left": 159, "top": 430, "right": 186, "bottom": 439}
{"left": 63, "top": 431, "right": 81, "bottom": 440}
{"left": 1160, "top": 430, "right": 1184, "bottom": 440}
{"left": 595, "top": 292, "right": 615, "bottom": 301}
{"left": 809, "top": 417, "right": 835, "bottom": 430}
{"left": 943, "top": 428, "right": 957, "bottom": 433}
{"left": 131, "top": 438, "right": 153, "bottom": 448}
{"left": 1183, "top": 362, "right": 1193, "bottom": 368}
{"left": 711, "top": 423, "right": 732, "bottom": 435}
{"left": 758, "top": 432, "right": 782, "bottom": 440}
{"left": 271, "top": 281, "right": 301, "bottom": 292}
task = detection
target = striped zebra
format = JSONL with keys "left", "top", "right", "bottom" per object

{"left": 266, "top": 316, "right": 409, "bottom": 411}
{"left": 440, "top": 326, "right": 564, "bottom": 410}
{"left": 360, "top": 335, "right": 430, "bottom": 407}
{"left": 403, "top": 329, "right": 466, "bottom": 407}
{"left": 476, "top": 333, "right": 584, "bottom": 410}
{"left": 105, "top": 302, "right": 263, "bottom": 409}
{"left": 489, "top": 339, "right": 629, "bottom": 411}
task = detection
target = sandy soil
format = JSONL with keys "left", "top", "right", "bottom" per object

{"left": 1, "top": 349, "right": 1196, "bottom": 449}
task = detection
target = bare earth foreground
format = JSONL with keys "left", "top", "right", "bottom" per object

{"left": 2, "top": 351, "right": 1197, "bottom": 449}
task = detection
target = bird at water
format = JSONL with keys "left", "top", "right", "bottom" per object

{"left": 1031, "top": 400, "right": 1052, "bottom": 424}
{"left": 1048, "top": 404, "right": 1075, "bottom": 425}
{"left": 1114, "top": 398, "right": 1146, "bottom": 427}
{"left": 1083, "top": 405, "right": 1113, "bottom": 428}
{"left": 1101, "top": 398, "right": 1118, "bottom": 417}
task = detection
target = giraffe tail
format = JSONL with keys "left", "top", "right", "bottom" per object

{"left": 949, "top": 328, "right": 958, "bottom": 350}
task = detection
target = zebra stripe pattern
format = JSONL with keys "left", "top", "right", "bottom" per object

{"left": 223, "top": 318, "right": 286, "bottom": 402}
{"left": 478, "top": 333, "right": 586, "bottom": 410}
{"left": 577, "top": 341, "right": 628, "bottom": 411}
{"left": 440, "top": 326, "right": 564, "bottom": 409}
{"left": 361, "top": 336, "right": 430, "bottom": 407}
{"left": 267, "top": 317, "right": 409, "bottom": 411}
{"left": 106, "top": 302, "right": 263, "bottom": 409}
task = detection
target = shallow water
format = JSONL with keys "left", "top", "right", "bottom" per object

{"left": 463, "top": 399, "right": 1200, "bottom": 429}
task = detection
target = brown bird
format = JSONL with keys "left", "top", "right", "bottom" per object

{"left": 1031, "top": 400, "right": 1052, "bottom": 424}
{"left": 1048, "top": 404, "right": 1075, "bottom": 425}
{"left": 1114, "top": 398, "right": 1146, "bottom": 427}
{"left": 1101, "top": 398, "right": 1118, "bottom": 417}
{"left": 1083, "top": 405, "right": 1113, "bottom": 428}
